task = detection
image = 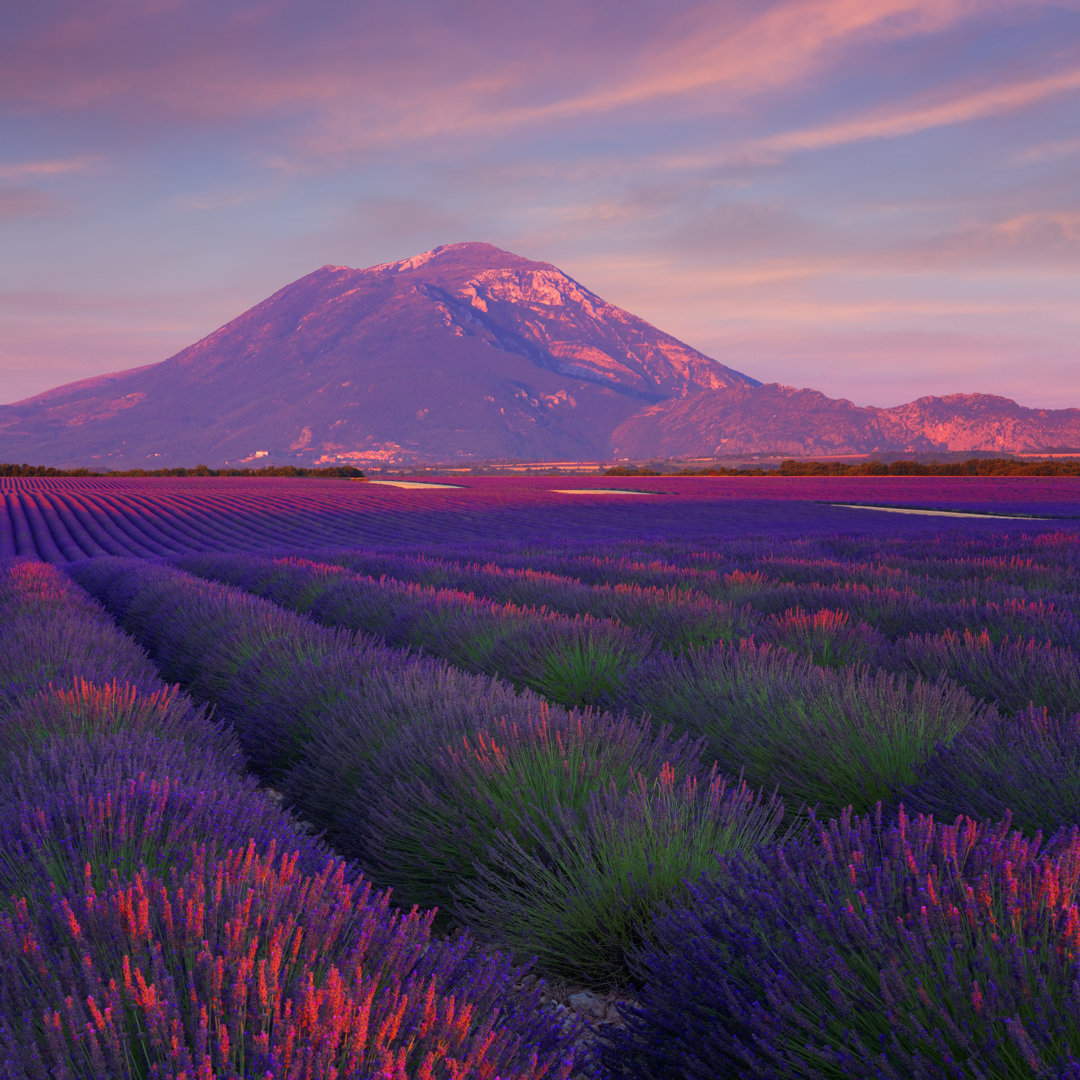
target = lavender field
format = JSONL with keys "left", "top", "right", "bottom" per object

{"left": 3, "top": 475, "right": 1080, "bottom": 1078}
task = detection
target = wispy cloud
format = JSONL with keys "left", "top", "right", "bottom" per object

{"left": 504, "top": 0, "right": 1004, "bottom": 122}
{"left": 291, "top": 0, "right": 1038, "bottom": 156}
{"left": 0, "top": 187, "right": 64, "bottom": 220}
{"left": 885, "top": 206, "right": 1080, "bottom": 268}
{"left": 0, "top": 0, "right": 1039, "bottom": 154}
{"left": 746, "top": 65, "right": 1080, "bottom": 158}
{"left": 1014, "top": 134, "right": 1080, "bottom": 163}
{"left": 0, "top": 156, "right": 99, "bottom": 180}
{"left": 994, "top": 210, "right": 1080, "bottom": 241}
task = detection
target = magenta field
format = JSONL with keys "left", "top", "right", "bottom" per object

{"left": 3, "top": 475, "right": 1080, "bottom": 1078}
{"left": 1, "top": 474, "right": 1078, "bottom": 560}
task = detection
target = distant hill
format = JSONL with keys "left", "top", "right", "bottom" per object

{"left": 1, "top": 241, "right": 1076, "bottom": 467}
{"left": 613, "top": 386, "right": 1080, "bottom": 459}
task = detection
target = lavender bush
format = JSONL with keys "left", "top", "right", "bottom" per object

{"left": 626, "top": 641, "right": 989, "bottom": 814}
{"left": 609, "top": 805, "right": 1080, "bottom": 1079}
{"left": 486, "top": 613, "right": 655, "bottom": 708}
{"left": 0, "top": 726, "right": 332, "bottom": 903}
{"left": 887, "top": 626, "right": 1080, "bottom": 715}
{"left": 900, "top": 704, "right": 1080, "bottom": 835}
{"left": 0, "top": 678, "right": 240, "bottom": 772}
{"left": 757, "top": 605, "right": 889, "bottom": 669}
{"left": 455, "top": 765, "right": 789, "bottom": 985}
{"left": 356, "top": 706, "right": 704, "bottom": 912}
{"left": 0, "top": 844, "right": 579, "bottom": 1079}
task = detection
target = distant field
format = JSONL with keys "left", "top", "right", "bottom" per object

{"left": 1, "top": 474, "right": 1077, "bottom": 561}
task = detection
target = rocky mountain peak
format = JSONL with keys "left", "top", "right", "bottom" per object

{"left": 1, "top": 243, "right": 1076, "bottom": 468}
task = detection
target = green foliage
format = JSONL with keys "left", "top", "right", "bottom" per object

{"left": 0, "top": 462, "right": 364, "bottom": 477}
{"left": 626, "top": 644, "right": 988, "bottom": 817}
{"left": 607, "top": 456, "right": 1080, "bottom": 477}
{"left": 455, "top": 766, "right": 789, "bottom": 985}
{"left": 363, "top": 708, "right": 701, "bottom": 914}
{"left": 524, "top": 635, "right": 643, "bottom": 708}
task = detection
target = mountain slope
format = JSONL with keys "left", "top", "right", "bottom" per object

{"left": 0, "top": 242, "right": 758, "bottom": 468}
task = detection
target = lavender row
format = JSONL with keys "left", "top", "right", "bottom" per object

{"left": 313, "top": 542, "right": 1080, "bottom": 716}
{"left": 1, "top": 558, "right": 162, "bottom": 714}
{"left": 503, "top": 523, "right": 1080, "bottom": 583}
{"left": 431, "top": 525, "right": 1080, "bottom": 603}
{"left": 2, "top": 845, "right": 577, "bottom": 1079}
{"left": 69, "top": 557, "right": 789, "bottom": 985}
{"left": 0, "top": 561, "right": 580, "bottom": 1077}
{"left": 323, "top": 546, "right": 764, "bottom": 652}
{"left": 609, "top": 804, "right": 1080, "bottom": 1078}
{"left": 175, "top": 552, "right": 659, "bottom": 709}
{"left": 0, "top": 558, "right": 244, "bottom": 771}
{"left": 180, "top": 553, "right": 1069, "bottom": 821}
{"left": 622, "top": 640, "right": 991, "bottom": 816}
{"left": 388, "top": 533, "right": 1080, "bottom": 646}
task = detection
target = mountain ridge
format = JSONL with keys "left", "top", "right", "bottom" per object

{"left": 1, "top": 242, "right": 1076, "bottom": 467}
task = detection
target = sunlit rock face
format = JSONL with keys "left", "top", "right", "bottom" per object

{"left": 612, "top": 384, "right": 912, "bottom": 459}
{"left": 877, "top": 394, "right": 1080, "bottom": 454}
{"left": 0, "top": 241, "right": 1077, "bottom": 468}
{"left": 613, "top": 385, "right": 1080, "bottom": 459}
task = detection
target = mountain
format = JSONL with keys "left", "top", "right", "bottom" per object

{"left": 1, "top": 241, "right": 1077, "bottom": 467}
{"left": 612, "top": 387, "right": 1080, "bottom": 459}
{"left": 0, "top": 242, "right": 758, "bottom": 468}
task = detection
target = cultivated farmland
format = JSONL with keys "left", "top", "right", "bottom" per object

{"left": 3, "top": 474, "right": 1080, "bottom": 1078}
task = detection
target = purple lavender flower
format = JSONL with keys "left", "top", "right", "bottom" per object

{"left": 609, "top": 804, "right": 1080, "bottom": 1079}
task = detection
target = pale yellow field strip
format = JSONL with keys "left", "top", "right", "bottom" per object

{"left": 362, "top": 480, "right": 464, "bottom": 489}
{"left": 830, "top": 503, "right": 1047, "bottom": 520}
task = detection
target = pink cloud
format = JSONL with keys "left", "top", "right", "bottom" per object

{"left": 0, "top": 187, "right": 63, "bottom": 220}
{"left": 994, "top": 210, "right": 1080, "bottom": 242}
{"left": 709, "top": 328, "right": 1080, "bottom": 409}
{"left": 882, "top": 207, "right": 1080, "bottom": 268}
{"left": 514, "top": 0, "right": 999, "bottom": 118}
{"left": 752, "top": 65, "right": 1080, "bottom": 156}
{"left": 327, "top": 0, "right": 1042, "bottom": 147}
{"left": 0, "top": 0, "right": 1047, "bottom": 159}
{"left": 0, "top": 156, "right": 99, "bottom": 180}
{"left": 296, "top": 0, "right": 1071, "bottom": 161}
{"left": 1014, "top": 134, "right": 1080, "bottom": 162}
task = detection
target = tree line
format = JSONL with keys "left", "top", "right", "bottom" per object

{"left": 606, "top": 457, "right": 1080, "bottom": 477}
{"left": 0, "top": 464, "right": 365, "bottom": 478}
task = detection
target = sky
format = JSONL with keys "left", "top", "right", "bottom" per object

{"left": 2, "top": 0, "right": 1078, "bottom": 409}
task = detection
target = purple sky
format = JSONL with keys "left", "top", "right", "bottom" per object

{"left": 2, "top": 0, "right": 1078, "bottom": 408}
